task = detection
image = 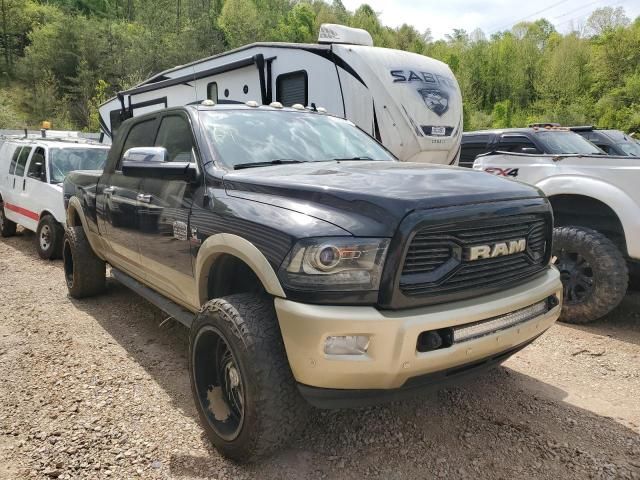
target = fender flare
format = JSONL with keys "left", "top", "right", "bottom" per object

{"left": 195, "top": 233, "right": 286, "bottom": 306}
{"left": 65, "top": 197, "right": 107, "bottom": 261}
{"left": 536, "top": 175, "right": 639, "bottom": 257}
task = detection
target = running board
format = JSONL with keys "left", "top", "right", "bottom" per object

{"left": 111, "top": 269, "right": 195, "bottom": 328}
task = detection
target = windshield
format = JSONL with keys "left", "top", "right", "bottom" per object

{"left": 199, "top": 110, "right": 395, "bottom": 168}
{"left": 618, "top": 141, "right": 640, "bottom": 157}
{"left": 49, "top": 147, "right": 109, "bottom": 183}
{"left": 536, "top": 131, "right": 604, "bottom": 155}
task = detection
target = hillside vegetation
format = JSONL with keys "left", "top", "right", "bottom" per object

{"left": 0, "top": 1, "right": 638, "bottom": 133}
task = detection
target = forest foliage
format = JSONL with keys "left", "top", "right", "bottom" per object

{"left": 0, "top": 0, "right": 638, "bottom": 133}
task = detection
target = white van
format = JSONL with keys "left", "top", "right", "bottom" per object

{"left": 99, "top": 24, "right": 463, "bottom": 165}
{"left": 0, "top": 136, "right": 109, "bottom": 259}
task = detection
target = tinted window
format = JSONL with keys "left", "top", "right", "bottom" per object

{"left": 460, "top": 135, "right": 492, "bottom": 167}
{"left": 155, "top": 115, "right": 195, "bottom": 162}
{"left": 120, "top": 119, "right": 157, "bottom": 168}
{"left": 497, "top": 135, "right": 539, "bottom": 154}
{"left": 207, "top": 82, "right": 218, "bottom": 101}
{"left": 14, "top": 147, "right": 32, "bottom": 177}
{"left": 276, "top": 71, "right": 307, "bottom": 106}
{"left": 9, "top": 146, "right": 22, "bottom": 174}
{"left": 27, "top": 148, "right": 47, "bottom": 181}
{"left": 200, "top": 110, "right": 394, "bottom": 169}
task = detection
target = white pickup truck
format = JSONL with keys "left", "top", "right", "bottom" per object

{"left": 474, "top": 150, "right": 639, "bottom": 324}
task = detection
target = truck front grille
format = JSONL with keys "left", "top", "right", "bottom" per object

{"left": 399, "top": 215, "right": 548, "bottom": 298}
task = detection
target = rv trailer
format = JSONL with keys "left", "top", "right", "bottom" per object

{"left": 99, "top": 24, "right": 463, "bottom": 164}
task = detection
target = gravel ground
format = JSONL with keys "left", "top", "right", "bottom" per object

{"left": 1, "top": 229, "right": 639, "bottom": 480}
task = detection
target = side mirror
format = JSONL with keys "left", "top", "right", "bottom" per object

{"left": 123, "top": 147, "right": 168, "bottom": 164}
{"left": 520, "top": 147, "right": 541, "bottom": 155}
{"left": 122, "top": 147, "right": 198, "bottom": 182}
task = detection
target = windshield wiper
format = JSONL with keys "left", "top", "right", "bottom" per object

{"left": 234, "top": 159, "right": 307, "bottom": 170}
{"left": 331, "top": 156, "right": 373, "bottom": 161}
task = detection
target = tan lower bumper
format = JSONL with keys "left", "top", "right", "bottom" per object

{"left": 275, "top": 267, "right": 562, "bottom": 390}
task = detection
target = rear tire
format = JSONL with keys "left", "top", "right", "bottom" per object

{"left": 189, "top": 293, "right": 307, "bottom": 462}
{"left": 36, "top": 215, "right": 63, "bottom": 260}
{"left": 63, "top": 226, "right": 106, "bottom": 298}
{"left": 553, "top": 226, "right": 628, "bottom": 324}
{"left": 0, "top": 202, "right": 17, "bottom": 238}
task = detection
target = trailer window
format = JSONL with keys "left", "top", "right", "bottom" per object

{"left": 14, "top": 147, "right": 32, "bottom": 177}
{"left": 276, "top": 71, "right": 308, "bottom": 107}
{"left": 155, "top": 115, "right": 195, "bottom": 162}
{"left": 207, "top": 82, "right": 218, "bottom": 101}
{"left": 9, "top": 146, "right": 22, "bottom": 175}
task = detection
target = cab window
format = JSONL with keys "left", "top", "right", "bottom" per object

{"left": 26, "top": 148, "right": 47, "bottom": 182}
{"left": 497, "top": 135, "right": 540, "bottom": 154}
{"left": 14, "top": 147, "right": 32, "bottom": 177}
{"left": 155, "top": 115, "right": 195, "bottom": 162}
{"left": 9, "top": 146, "right": 22, "bottom": 175}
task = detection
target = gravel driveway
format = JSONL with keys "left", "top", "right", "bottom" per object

{"left": 1, "top": 230, "right": 639, "bottom": 479}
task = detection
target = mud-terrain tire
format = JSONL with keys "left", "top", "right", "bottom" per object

{"left": 0, "top": 201, "right": 17, "bottom": 237}
{"left": 189, "top": 293, "right": 307, "bottom": 462}
{"left": 553, "top": 226, "right": 628, "bottom": 324}
{"left": 36, "top": 215, "right": 64, "bottom": 260}
{"left": 63, "top": 226, "right": 106, "bottom": 298}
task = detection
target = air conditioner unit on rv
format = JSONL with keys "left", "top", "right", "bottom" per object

{"left": 318, "top": 24, "right": 374, "bottom": 47}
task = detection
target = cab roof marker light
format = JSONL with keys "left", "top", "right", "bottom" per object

{"left": 291, "top": 104, "right": 305, "bottom": 110}
{"left": 201, "top": 99, "right": 216, "bottom": 106}
{"left": 269, "top": 101, "right": 284, "bottom": 109}
{"left": 317, "top": 107, "right": 327, "bottom": 114}
{"left": 245, "top": 100, "right": 259, "bottom": 108}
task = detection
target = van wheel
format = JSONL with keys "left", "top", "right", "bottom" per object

{"left": 553, "top": 226, "right": 628, "bottom": 324}
{"left": 189, "top": 293, "right": 307, "bottom": 462}
{"left": 36, "top": 215, "right": 63, "bottom": 260}
{"left": 63, "top": 226, "right": 106, "bottom": 298}
{"left": 0, "top": 202, "right": 17, "bottom": 237}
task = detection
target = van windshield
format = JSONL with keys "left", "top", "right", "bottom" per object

{"left": 535, "top": 131, "right": 604, "bottom": 155}
{"left": 49, "top": 147, "right": 109, "bottom": 183}
{"left": 200, "top": 110, "right": 395, "bottom": 169}
{"left": 618, "top": 141, "right": 640, "bottom": 157}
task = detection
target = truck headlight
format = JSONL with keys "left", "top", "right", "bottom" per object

{"left": 279, "top": 237, "right": 390, "bottom": 291}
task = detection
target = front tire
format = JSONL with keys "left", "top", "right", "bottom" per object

{"left": 0, "top": 202, "right": 17, "bottom": 237}
{"left": 553, "top": 226, "right": 628, "bottom": 324}
{"left": 36, "top": 215, "right": 63, "bottom": 260}
{"left": 189, "top": 294, "right": 307, "bottom": 462}
{"left": 63, "top": 226, "right": 106, "bottom": 298}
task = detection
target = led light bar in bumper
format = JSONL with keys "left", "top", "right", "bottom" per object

{"left": 453, "top": 300, "right": 549, "bottom": 343}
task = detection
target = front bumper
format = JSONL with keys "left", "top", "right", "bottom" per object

{"left": 275, "top": 266, "right": 562, "bottom": 404}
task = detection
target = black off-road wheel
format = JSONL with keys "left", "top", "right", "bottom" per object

{"left": 189, "top": 293, "right": 307, "bottom": 462}
{"left": 0, "top": 201, "right": 17, "bottom": 237}
{"left": 36, "top": 215, "right": 64, "bottom": 260}
{"left": 553, "top": 226, "right": 628, "bottom": 324}
{"left": 63, "top": 226, "right": 106, "bottom": 298}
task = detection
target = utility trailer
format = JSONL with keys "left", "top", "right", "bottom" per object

{"left": 99, "top": 24, "right": 463, "bottom": 165}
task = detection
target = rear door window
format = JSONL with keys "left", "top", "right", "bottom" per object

{"left": 276, "top": 71, "right": 308, "bottom": 106}
{"left": 9, "top": 146, "right": 22, "bottom": 175}
{"left": 14, "top": 147, "right": 32, "bottom": 177}
{"left": 497, "top": 135, "right": 539, "bottom": 153}
{"left": 460, "top": 135, "right": 492, "bottom": 167}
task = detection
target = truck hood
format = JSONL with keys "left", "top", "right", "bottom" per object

{"left": 223, "top": 161, "right": 543, "bottom": 237}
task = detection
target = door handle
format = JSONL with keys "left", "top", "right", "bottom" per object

{"left": 103, "top": 187, "right": 116, "bottom": 195}
{"left": 137, "top": 194, "right": 152, "bottom": 203}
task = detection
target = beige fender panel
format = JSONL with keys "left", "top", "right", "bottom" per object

{"left": 66, "top": 197, "right": 109, "bottom": 261}
{"left": 195, "top": 233, "right": 286, "bottom": 305}
{"left": 537, "top": 176, "right": 639, "bottom": 258}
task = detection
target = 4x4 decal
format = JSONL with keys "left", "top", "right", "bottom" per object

{"left": 484, "top": 167, "right": 519, "bottom": 178}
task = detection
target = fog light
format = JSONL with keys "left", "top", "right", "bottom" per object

{"left": 324, "top": 335, "right": 370, "bottom": 355}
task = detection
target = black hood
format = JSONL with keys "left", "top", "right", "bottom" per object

{"left": 223, "top": 161, "right": 544, "bottom": 236}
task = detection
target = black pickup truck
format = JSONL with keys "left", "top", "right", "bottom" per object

{"left": 63, "top": 103, "right": 562, "bottom": 461}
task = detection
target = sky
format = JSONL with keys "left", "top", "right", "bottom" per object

{"left": 341, "top": 0, "right": 640, "bottom": 40}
